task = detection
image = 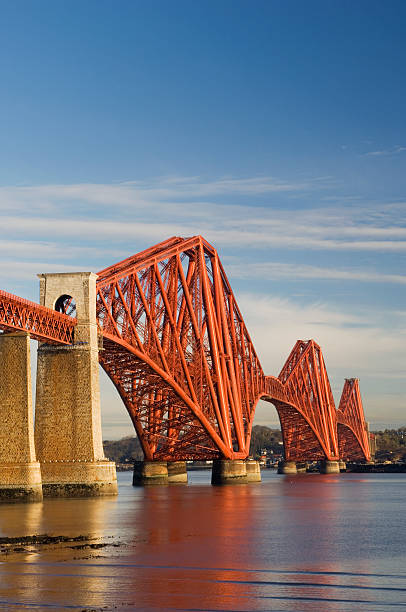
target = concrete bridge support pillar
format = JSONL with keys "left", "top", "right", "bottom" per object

{"left": 133, "top": 461, "right": 168, "bottom": 485}
{"left": 320, "top": 460, "right": 340, "bottom": 474}
{"left": 34, "top": 272, "right": 117, "bottom": 497}
{"left": 339, "top": 460, "right": 347, "bottom": 472}
{"left": 167, "top": 461, "right": 188, "bottom": 483}
{"left": 245, "top": 460, "right": 261, "bottom": 482}
{"left": 0, "top": 332, "right": 42, "bottom": 502}
{"left": 211, "top": 459, "right": 247, "bottom": 484}
{"left": 277, "top": 460, "right": 297, "bottom": 474}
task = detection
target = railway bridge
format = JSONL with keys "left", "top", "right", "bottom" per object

{"left": 0, "top": 236, "right": 371, "bottom": 501}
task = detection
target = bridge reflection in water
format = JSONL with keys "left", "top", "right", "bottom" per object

{"left": 0, "top": 471, "right": 404, "bottom": 611}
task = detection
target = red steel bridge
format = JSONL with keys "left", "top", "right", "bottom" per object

{"left": 0, "top": 236, "right": 371, "bottom": 463}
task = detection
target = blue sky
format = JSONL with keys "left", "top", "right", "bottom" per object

{"left": 1, "top": 1, "right": 405, "bottom": 437}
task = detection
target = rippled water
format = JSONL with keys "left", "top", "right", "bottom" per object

{"left": 0, "top": 470, "right": 405, "bottom": 611}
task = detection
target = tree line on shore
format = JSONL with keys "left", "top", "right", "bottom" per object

{"left": 373, "top": 427, "right": 406, "bottom": 462}
{"left": 103, "top": 426, "right": 406, "bottom": 464}
{"left": 103, "top": 425, "right": 285, "bottom": 464}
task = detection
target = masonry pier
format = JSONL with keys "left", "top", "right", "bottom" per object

{"left": 167, "top": 461, "right": 188, "bottom": 483}
{"left": 133, "top": 461, "right": 168, "bottom": 485}
{"left": 320, "top": 460, "right": 340, "bottom": 474}
{"left": 211, "top": 459, "right": 248, "bottom": 484}
{"left": 277, "top": 460, "right": 297, "bottom": 474}
{"left": 245, "top": 459, "right": 261, "bottom": 482}
{"left": 34, "top": 273, "right": 117, "bottom": 497}
{"left": 0, "top": 332, "right": 43, "bottom": 502}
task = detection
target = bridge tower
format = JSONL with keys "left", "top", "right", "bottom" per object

{"left": 0, "top": 332, "right": 43, "bottom": 502}
{"left": 35, "top": 272, "right": 117, "bottom": 497}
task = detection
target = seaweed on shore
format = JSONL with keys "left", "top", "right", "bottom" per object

{"left": 0, "top": 534, "right": 89, "bottom": 546}
{"left": 0, "top": 533, "right": 122, "bottom": 555}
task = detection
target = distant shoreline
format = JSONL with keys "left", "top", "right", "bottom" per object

{"left": 346, "top": 462, "right": 406, "bottom": 473}
{"left": 115, "top": 462, "right": 406, "bottom": 474}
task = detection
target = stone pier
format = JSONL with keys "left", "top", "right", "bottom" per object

{"left": 277, "top": 460, "right": 297, "bottom": 474}
{"left": 245, "top": 460, "right": 261, "bottom": 482}
{"left": 167, "top": 461, "right": 188, "bottom": 484}
{"left": 133, "top": 461, "right": 168, "bottom": 485}
{"left": 211, "top": 459, "right": 247, "bottom": 484}
{"left": 34, "top": 273, "right": 117, "bottom": 497}
{"left": 0, "top": 332, "right": 42, "bottom": 502}
{"left": 320, "top": 460, "right": 340, "bottom": 474}
{"left": 339, "top": 460, "right": 347, "bottom": 472}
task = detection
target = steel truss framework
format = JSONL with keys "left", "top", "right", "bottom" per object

{"left": 95, "top": 236, "right": 370, "bottom": 462}
{"left": 0, "top": 236, "right": 371, "bottom": 463}
{"left": 0, "top": 289, "right": 75, "bottom": 344}
{"left": 268, "top": 339, "right": 340, "bottom": 462}
{"left": 337, "top": 378, "right": 371, "bottom": 461}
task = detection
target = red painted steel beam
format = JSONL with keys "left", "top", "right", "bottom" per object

{"left": 96, "top": 236, "right": 264, "bottom": 459}
{"left": 0, "top": 289, "right": 75, "bottom": 344}
{"left": 337, "top": 378, "right": 371, "bottom": 461}
{"left": 0, "top": 235, "right": 370, "bottom": 464}
{"left": 261, "top": 340, "right": 339, "bottom": 461}
{"left": 95, "top": 235, "right": 363, "bottom": 462}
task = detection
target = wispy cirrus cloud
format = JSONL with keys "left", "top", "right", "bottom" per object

{"left": 2, "top": 213, "right": 406, "bottom": 255}
{"left": 0, "top": 175, "right": 405, "bottom": 255}
{"left": 0, "top": 174, "right": 404, "bottom": 432}
{"left": 0, "top": 240, "right": 117, "bottom": 261}
{"left": 363, "top": 145, "right": 406, "bottom": 157}
{"left": 0, "top": 174, "right": 331, "bottom": 213}
{"left": 226, "top": 261, "right": 406, "bottom": 285}
{"left": 239, "top": 293, "right": 405, "bottom": 377}
{"left": 0, "top": 260, "right": 84, "bottom": 281}
{"left": 238, "top": 293, "right": 406, "bottom": 425}
{"left": 0, "top": 176, "right": 404, "bottom": 300}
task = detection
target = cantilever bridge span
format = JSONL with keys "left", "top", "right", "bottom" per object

{"left": 0, "top": 236, "right": 370, "bottom": 463}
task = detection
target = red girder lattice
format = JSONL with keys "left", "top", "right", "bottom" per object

{"left": 337, "top": 378, "right": 371, "bottom": 461}
{"left": 95, "top": 236, "right": 342, "bottom": 461}
{"left": 96, "top": 236, "right": 262, "bottom": 460}
{"left": 0, "top": 289, "right": 75, "bottom": 344}
{"left": 0, "top": 236, "right": 370, "bottom": 463}
{"left": 268, "top": 339, "right": 340, "bottom": 461}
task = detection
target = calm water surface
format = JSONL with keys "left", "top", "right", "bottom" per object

{"left": 0, "top": 470, "right": 405, "bottom": 611}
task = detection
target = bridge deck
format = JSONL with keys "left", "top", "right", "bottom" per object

{"left": 0, "top": 289, "right": 75, "bottom": 344}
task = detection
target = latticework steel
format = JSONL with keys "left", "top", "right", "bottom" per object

{"left": 0, "top": 289, "right": 75, "bottom": 344}
{"left": 268, "top": 340, "right": 340, "bottom": 461}
{"left": 0, "top": 236, "right": 371, "bottom": 463}
{"left": 95, "top": 236, "right": 342, "bottom": 461}
{"left": 337, "top": 378, "right": 371, "bottom": 461}
{"left": 96, "top": 236, "right": 264, "bottom": 459}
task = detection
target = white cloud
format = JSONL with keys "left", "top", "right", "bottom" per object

{"left": 1, "top": 177, "right": 405, "bottom": 256}
{"left": 0, "top": 240, "right": 118, "bottom": 261}
{"left": 0, "top": 174, "right": 329, "bottom": 211}
{"left": 227, "top": 261, "right": 406, "bottom": 285}
{"left": 0, "top": 174, "right": 404, "bottom": 435}
{"left": 237, "top": 293, "right": 406, "bottom": 424}
{"left": 364, "top": 145, "right": 406, "bottom": 157}
{"left": 2, "top": 216, "right": 406, "bottom": 255}
{"left": 0, "top": 260, "right": 88, "bottom": 281}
